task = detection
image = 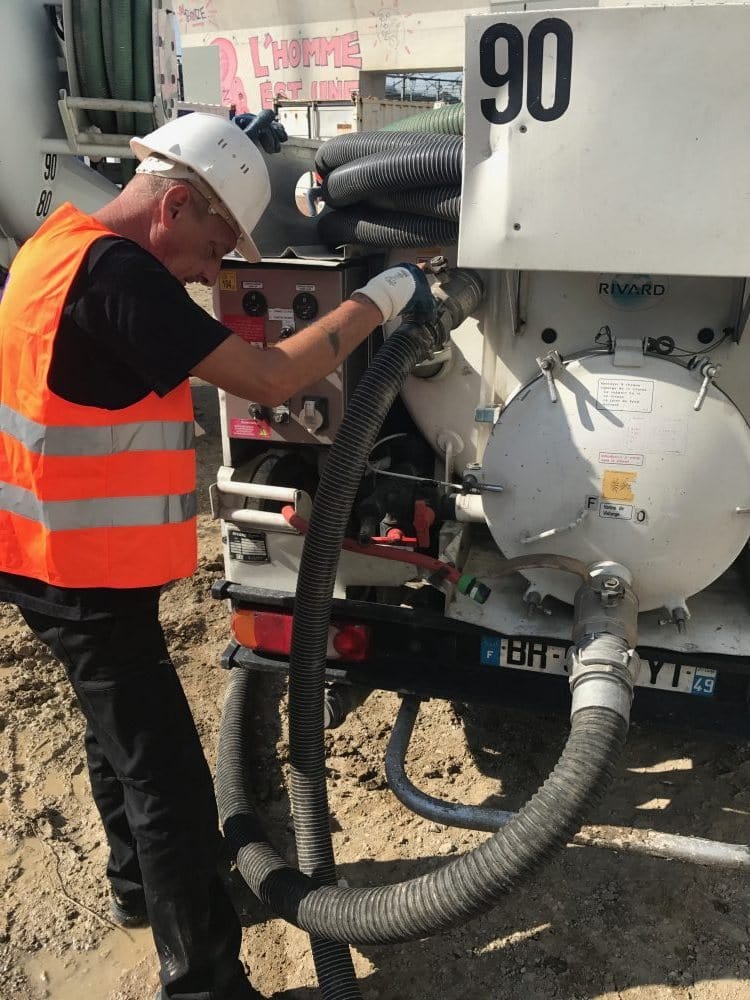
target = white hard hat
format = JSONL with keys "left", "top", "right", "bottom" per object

{"left": 130, "top": 112, "right": 272, "bottom": 262}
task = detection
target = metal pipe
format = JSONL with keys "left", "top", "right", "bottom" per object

{"left": 453, "top": 492, "right": 484, "bottom": 522}
{"left": 573, "top": 827, "right": 750, "bottom": 870}
{"left": 218, "top": 481, "right": 302, "bottom": 503}
{"left": 63, "top": 96, "right": 155, "bottom": 113}
{"left": 38, "top": 139, "right": 136, "bottom": 159}
{"left": 223, "top": 509, "right": 299, "bottom": 532}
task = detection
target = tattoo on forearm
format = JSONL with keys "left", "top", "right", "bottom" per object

{"left": 327, "top": 327, "right": 341, "bottom": 356}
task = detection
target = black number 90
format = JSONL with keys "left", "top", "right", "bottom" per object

{"left": 479, "top": 18, "right": 573, "bottom": 124}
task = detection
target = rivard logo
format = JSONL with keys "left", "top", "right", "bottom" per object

{"left": 597, "top": 274, "right": 669, "bottom": 311}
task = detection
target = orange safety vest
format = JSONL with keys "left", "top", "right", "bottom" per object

{"left": 0, "top": 203, "right": 197, "bottom": 588}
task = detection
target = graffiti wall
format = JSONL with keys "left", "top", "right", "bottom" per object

{"left": 177, "top": 2, "right": 484, "bottom": 111}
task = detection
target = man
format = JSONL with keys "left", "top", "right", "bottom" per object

{"left": 0, "top": 113, "right": 435, "bottom": 1000}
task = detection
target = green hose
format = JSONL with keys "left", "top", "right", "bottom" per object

{"left": 383, "top": 103, "right": 464, "bottom": 135}
{"left": 133, "top": 0, "right": 155, "bottom": 136}
{"left": 102, "top": 0, "right": 135, "bottom": 137}
{"left": 71, "top": 0, "right": 116, "bottom": 133}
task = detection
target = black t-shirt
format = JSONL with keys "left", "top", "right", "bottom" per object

{"left": 0, "top": 238, "right": 231, "bottom": 619}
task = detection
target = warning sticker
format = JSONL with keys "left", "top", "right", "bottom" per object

{"left": 596, "top": 378, "right": 654, "bottom": 413}
{"left": 230, "top": 418, "right": 272, "bottom": 440}
{"left": 598, "top": 452, "right": 644, "bottom": 467}
{"left": 227, "top": 528, "right": 269, "bottom": 563}
{"left": 219, "top": 271, "right": 237, "bottom": 292}
{"left": 601, "top": 470, "right": 637, "bottom": 502}
{"left": 222, "top": 314, "right": 266, "bottom": 344}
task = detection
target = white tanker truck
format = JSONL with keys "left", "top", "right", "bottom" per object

{"left": 3, "top": 2, "right": 750, "bottom": 996}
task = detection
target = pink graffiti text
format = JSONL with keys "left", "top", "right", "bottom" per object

{"left": 258, "top": 79, "right": 359, "bottom": 108}
{"left": 249, "top": 31, "right": 362, "bottom": 78}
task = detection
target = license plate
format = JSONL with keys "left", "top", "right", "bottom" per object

{"left": 480, "top": 637, "right": 717, "bottom": 697}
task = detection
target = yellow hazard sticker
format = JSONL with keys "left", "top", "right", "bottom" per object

{"left": 219, "top": 271, "right": 237, "bottom": 292}
{"left": 602, "top": 470, "right": 637, "bottom": 502}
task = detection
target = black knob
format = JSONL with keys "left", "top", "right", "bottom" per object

{"left": 242, "top": 291, "right": 267, "bottom": 316}
{"left": 293, "top": 292, "right": 319, "bottom": 320}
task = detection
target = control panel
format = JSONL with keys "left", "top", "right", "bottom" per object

{"left": 214, "top": 257, "right": 374, "bottom": 447}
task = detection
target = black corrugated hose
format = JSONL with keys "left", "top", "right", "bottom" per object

{"left": 321, "top": 147, "right": 461, "bottom": 209}
{"left": 217, "top": 668, "right": 362, "bottom": 1000}
{"left": 318, "top": 208, "right": 457, "bottom": 249}
{"left": 314, "top": 130, "right": 459, "bottom": 175}
{"left": 366, "top": 185, "right": 461, "bottom": 221}
{"left": 216, "top": 309, "right": 630, "bottom": 954}
{"left": 314, "top": 130, "right": 463, "bottom": 248}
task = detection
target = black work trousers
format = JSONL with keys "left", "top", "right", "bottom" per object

{"left": 20, "top": 601, "right": 253, "bottom": 1000}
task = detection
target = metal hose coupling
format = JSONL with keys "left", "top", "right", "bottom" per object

{"left": 567, "top": 562, "right": 641, "bottom": 721}
{"left": 424, "top": 265, "right": 484, "bottom": 351}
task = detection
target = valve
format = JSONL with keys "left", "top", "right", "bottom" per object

{"left": 300, "top": 397, "right": 328, "bottom": 433}
{"left": 692, "top": 357, "right": 720, "bottom": 412}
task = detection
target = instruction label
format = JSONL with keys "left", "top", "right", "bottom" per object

{"left": 227, "top": 528, "right": 269, "bottom": 563}
{"left": 268, "top": 308, "right": 295, "bottom": 325}
{"left": 219, "top": 270, "right": 237, "bottom": 292}
{"left": 596, "top": 378, "right": 654, "bottom": 413}
{"left": 599, "top": 501, "right": 633, "bottom": 519}
{"left": 625, "top": 417, "right": 687, "bottom": 456}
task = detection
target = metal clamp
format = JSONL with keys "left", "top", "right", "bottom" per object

{"left": 692, "top": 358, "right": 721, "bottom": 412}
{"left": 536, "top": 350, "right": 562, "bottom": 403}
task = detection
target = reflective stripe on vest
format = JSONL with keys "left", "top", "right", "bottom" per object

{"left": 0, "top": 403, "right": 195, "bottom": 457}
{"left": 0, "top": 481, "right": 197, "bottom": 530}
{"left": 0, "top": 203, "right": 198, "bottom": 588}
{"left": 0, "top": 402, "right": 194, "bottom": 456}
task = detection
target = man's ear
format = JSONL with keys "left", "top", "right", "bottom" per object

{"left": 161, "top": 183, "right": 191, "bottom": 227}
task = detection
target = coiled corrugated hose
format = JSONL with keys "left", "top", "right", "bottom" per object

{"left": 316, "top": 130, "right": 463, "bottom": 248}
{"left": 217, "top": 311, "right": 630, "bottom": 970}
{"left": 69, "top": 0, "right": 154, "bottom": 179}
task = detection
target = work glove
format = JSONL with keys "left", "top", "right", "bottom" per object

{"left": 233, "top": 110, "right": 288, "bottom": 154}
{"left": 353, "top": 263, "right": 437, "bottom": 325}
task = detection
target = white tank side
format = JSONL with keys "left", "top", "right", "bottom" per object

{"left": 0, "top": 1, "right": 116, "bottom": 246}
{"left": 400, "top": 314, "right": 485, "bottom": 467}
{"left": 481, "top": 354, "right": 750, "bottom": 612}
{"left": 399, "top": 268, "right": 750, "bottom": 472}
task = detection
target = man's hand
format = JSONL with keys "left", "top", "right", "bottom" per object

{"left": 352, "top": 263, "right": 437, "bottom": 325}
{"left": 233, "top": 110, "right": 288, "bottom": 154}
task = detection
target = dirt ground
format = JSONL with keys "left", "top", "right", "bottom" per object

{"left": 1, "top": 290, "right": 749, "bottom": 1000}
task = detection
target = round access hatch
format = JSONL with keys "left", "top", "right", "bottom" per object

{"left": 480, "top": 353, "right": 750, "bottom": 611}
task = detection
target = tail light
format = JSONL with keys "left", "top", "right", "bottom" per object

{"left": 232, "top": 609, "right": 371, "bottom": 662}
